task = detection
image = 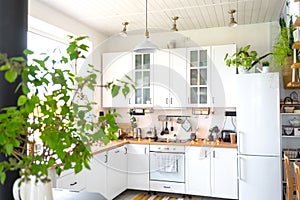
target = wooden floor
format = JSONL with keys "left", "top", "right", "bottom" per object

{"left": 114, "top": 190, "right": 229, "bottom": 200}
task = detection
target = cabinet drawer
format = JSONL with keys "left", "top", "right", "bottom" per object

{"left": 150, "top": 181, "right": 185, "bottom": 194}
{"left": 56, "top": 171, "right": 86, "bottom": 191}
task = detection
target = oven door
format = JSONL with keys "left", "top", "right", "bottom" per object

{"left": 149, "top": 152, "right": 185, "bottom": 183}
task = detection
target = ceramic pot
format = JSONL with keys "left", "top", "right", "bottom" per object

{"left": 13, "top": 176, "right": 53, "bottom": 200}
{"left": 238, "top": 66, "right": 253, "bottom": 74}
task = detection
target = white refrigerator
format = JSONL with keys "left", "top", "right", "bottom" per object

{"left": 236, "top": 73, "right": 282, "bottom": 200}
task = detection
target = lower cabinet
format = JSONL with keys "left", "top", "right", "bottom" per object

{"left": 55, "top": 168, "right": 87, "bottom": 191}
{"left": 106, "top": 145, "right": 128, "bottom": 200}
{"left": 186, "top": 146, "right": 211, "bottom": 196}
{"left": 127, "top": 144, "right": 149, "bottom": 190}
{"left": 85, "top": 151, "right": 107, "bottom": 198}
{"left": 186, "top": 147, "right": 238, "bottom": 199}
{"left": 86, "top": 145, "right": 128, "bottom": 200}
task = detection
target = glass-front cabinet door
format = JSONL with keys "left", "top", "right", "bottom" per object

{"left": 187, "top": 47, "right": 211, "bottom": 106}
{"left": 133, "top": 53, "right": 153, "bottom": 107}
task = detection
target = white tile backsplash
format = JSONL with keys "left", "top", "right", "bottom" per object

{"left": 113, "top": 107, "right": 236, "bottom": 140}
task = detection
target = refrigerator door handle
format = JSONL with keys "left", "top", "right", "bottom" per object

{"left": 238, "top": 156, "right": 242, "bottom": 181}
{"left": 238, "top": 131, "right": 242, "bottom": 155}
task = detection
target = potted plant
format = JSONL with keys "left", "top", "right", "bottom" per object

{"left": 272, "top": 15, "right": 298, "bottom": 88}
{"left": 272, "top": 16, "right": 294, "bottom": 66}
{"left": 0, "top": 35, "right": 134, "bottom": 199}
{"left": 224, "top": 45, "right": 271, "bottom": 73}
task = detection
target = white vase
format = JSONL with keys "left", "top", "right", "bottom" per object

{"left": 238, "top": 66, "right": 250, "bottom": 74}
{"left": 13, "top": 176, "right": 53, "bottom": 200}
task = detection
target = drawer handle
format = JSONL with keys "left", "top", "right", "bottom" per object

{"left": 163, "top": 186, "right": 171, "bottom": 189}
{"left": 70, "top": 182, "right": 77, "bottom": 186}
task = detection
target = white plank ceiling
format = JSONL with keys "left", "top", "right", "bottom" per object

{"left": 37, "top": 0, "right": 286, "bottom": 36}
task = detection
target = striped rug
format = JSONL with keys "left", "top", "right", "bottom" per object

{"left": 133, "top": 193, "right": 190, "bottom": 200}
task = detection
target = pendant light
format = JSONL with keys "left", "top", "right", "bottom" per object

{"left": 119, "top": 22, "right": 129, "bottom": 37}
{"left": 133, "top": 0, "right": 158, "bottom": 53}
{"left": 171, "top": 16, "right": 179, "bottom": 31}
{"left": 228, "top": 9, "right": 238, "bottom": 27}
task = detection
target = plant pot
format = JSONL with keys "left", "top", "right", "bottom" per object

{"left": 13, "top": 176, "right": 53, "bottom": 200}
{"left": 238, "top": 66, "right": 254, "bottom": 74}
{"left": 283, "top": 56, "right": 294, "bottom": 89}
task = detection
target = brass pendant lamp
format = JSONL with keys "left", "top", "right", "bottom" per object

{"left": 228, "top": 9, "right": 238, "bottom": 27}
{"left": 133, "top": 0, "right": 158, "bottom": 53}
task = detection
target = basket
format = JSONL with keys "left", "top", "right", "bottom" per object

{"left": 284, "top": 106, "right": 295, "bottom": 113}
{"left": 283, "top": 149, "right": 298, "bottom": 159}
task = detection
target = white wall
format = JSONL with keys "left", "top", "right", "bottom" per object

{"left": 29, "top": 0, "right": 107, "bottom": 46}
{"left": 92, "top": 23, "right": 277, "bottom": 139}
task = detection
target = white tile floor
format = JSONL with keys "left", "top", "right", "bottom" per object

{"left": 114, "top": 190, "right": 228, "bottom": 200}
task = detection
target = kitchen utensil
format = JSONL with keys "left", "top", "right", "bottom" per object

{"left": 170, "top": 119, "right": 174, "bottom": 131}
{"left": 190, "top": 133, "right": 196, "bottom": 141}
{"left": 160, "top": 120, "right": 165, "bottom": 135}
{"left": 164, "top": 121, "right": 169, "bottom": 134}
{"left": 289, "top": 117, "right": 300, "bottom": 127}
{"left": 176, "top": 117, "right": 184, "bottom": 124}
{"left": 181, "top": 118, "right": 191, "bottom": 132}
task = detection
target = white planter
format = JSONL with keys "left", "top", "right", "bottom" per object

{"left": 238, "top": 66, "right": 254, "bottom": 74}
{"left": 13, "top": 176, "right": 53, "bottom": 200}
{"left": 294, "top": 27, "right": 300, "bottom": 42}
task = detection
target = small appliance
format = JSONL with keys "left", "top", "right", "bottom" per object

{"left": 221, "top": 130, "right": 236, "bottom": 142}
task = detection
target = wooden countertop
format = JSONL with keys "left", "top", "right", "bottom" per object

{"left": 92, "top": 139, "right": 237, "bottom": 155}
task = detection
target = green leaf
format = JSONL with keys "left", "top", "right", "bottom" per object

{"left": 0, "top": 172, "right": 6, "bottom": 184}
{"left": 4, "top": 143, "right": 13, "bottom": 155}
{"left": 0, "top": 65, "right": 9, "bottom": 71}
{"left": 17, "top": 95, "right": 27, "bottom": 106}
{"left": 111, "top": 84, "right": 120, "bottom": 97}
{"left": 23, "top": 49, "right": 34, "bottom": 55}
{"left": 122, "top": 84, "right": 130, "bottom": 98}
{"left": 5, "top": 71, "right": 18, "bottom": 83}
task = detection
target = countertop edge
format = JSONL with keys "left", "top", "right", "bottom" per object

{"left": 92, "top": 139, "right": 237, "bottom": 155}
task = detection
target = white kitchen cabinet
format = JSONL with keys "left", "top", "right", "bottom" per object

{"left": 102, "top": 51, "right": 133, "bottom": 107}
{"left": 127, "top": 144, "right": 149, "bottom": 190}
{"left": 56, "top": 168, "right": 87, "bottom": 191}
{"left": 132, "top": 53, "right": 154, "bottom": 107}
{"left": 186, "top": 147, "right": 237, "bottom": 199}
{"left": 211, "top": 148, "right": 238, "bottom": 199}
{"left": 85, "top": 151, "right": 108, "bottom": 198}
{"left": 106, "top": 145, "right": 128, "bottom": 200}
{"left": 153, "top": 49, "right": 187, "bottom": 108}
{"left": 187, "top": 46, "right": 211, "bottom": 107}
{"left": 211, "top": 44, "right": 237, "bottom": 107}
{"left": 186, "top": 146, "right": 211, "bottom": 196}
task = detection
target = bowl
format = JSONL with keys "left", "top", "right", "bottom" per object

{"left": 289, "top": 118, "right": 300, "bottom": 127}
{"left": 283, "top": 127, "right": 294, "bottom": 135}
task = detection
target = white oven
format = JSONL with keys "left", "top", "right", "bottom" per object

{"left": 149, "top": 145, "right": 185, "bottom": 183}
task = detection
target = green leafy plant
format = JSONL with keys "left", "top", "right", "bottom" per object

{"left": 272, "top": 16, "right": 294, "bottom": 66}
{"left": 0, "top": 35, "right": 134, "bottom": 184}
{"left": 262, "top": 61, "right": 270, "bottom": 66}
{"left": 224, "top": 45, "right": 271, "bottom": 70}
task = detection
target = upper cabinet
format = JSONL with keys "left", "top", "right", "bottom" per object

{"left": 153, "top": 48, "right": 187, "bottom": 108}
{"left": 102, "top": 52, "right": 153, "bottom": 108}
{"left": 102, "top": 52, "right": 133, "bottom": 108}
{"left": 102, "top": 44, "right": 237, "bottom": 108}
{"left": 187, "top": 46, "right": 211, "bottom": 107}
{"left": 133, "top": 53, "right": 154, "bottom": 107}
{"left": 211, "top": 44, "right": 237, "bottom": 107}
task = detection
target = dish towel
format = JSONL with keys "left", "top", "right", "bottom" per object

{"left": 155, "top": 153, "right": 178, "bottom": 173}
